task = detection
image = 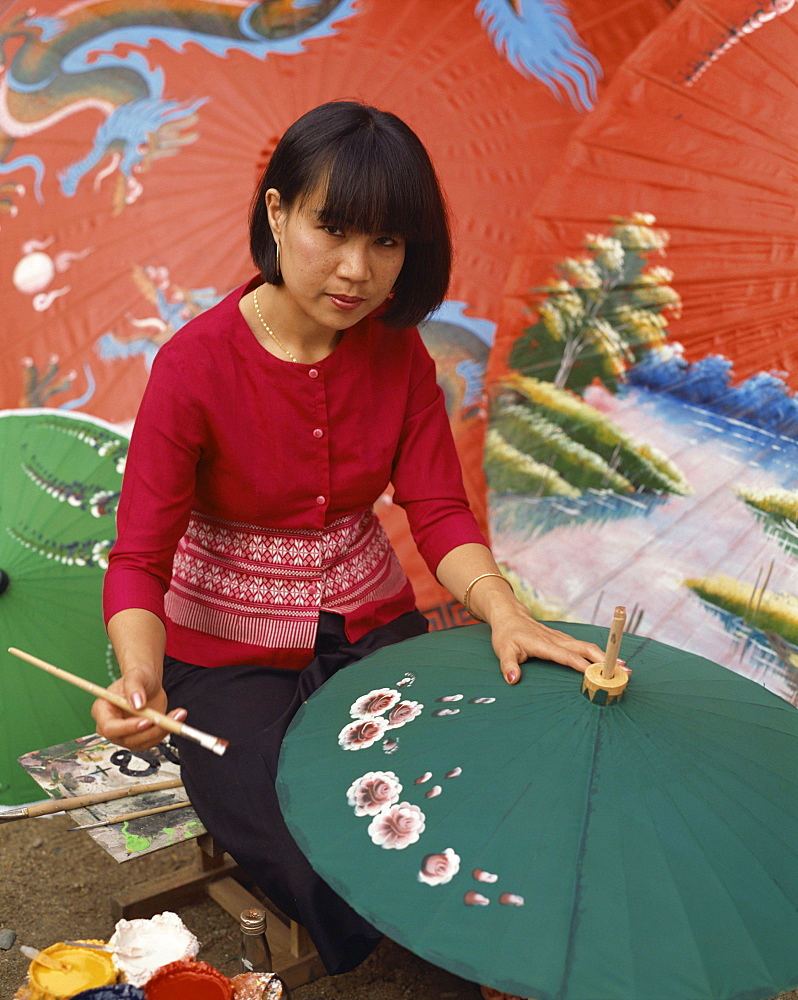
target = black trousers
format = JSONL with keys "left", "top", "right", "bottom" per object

{"left": 162, "top": 609, "right": 429, "bottom": 975}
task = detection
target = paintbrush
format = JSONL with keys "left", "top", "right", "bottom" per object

{"left": 0, "top": 777, "right": 184, "bottom": 822}
{"left": 8, "top": 647, "right": 228, "bottom": 756}
{"left": 68, "top": 799, "right": 193, "bottom": 831}
{"left": 62, "top": 940, "right": 144, "bottom": 958}
{"left": 20, "top": 945, "right": 71, "bottom": 972}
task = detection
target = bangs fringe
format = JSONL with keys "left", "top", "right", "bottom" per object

{"left": 315, "top": 133, "right": 431, "bottom": 242}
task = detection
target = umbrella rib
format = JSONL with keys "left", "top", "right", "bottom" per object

{"left": 558, "top": 708, "right": 603, "bottom": 1000}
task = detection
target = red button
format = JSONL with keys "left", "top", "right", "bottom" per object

{"left": 313, "top": 428, "right": 323, "bottom": 438}
{"left": 315, "top": 495, "right": 326, "bottom": 505}
{"left": 308, "top": 368, "right": 319, "bottom": 379}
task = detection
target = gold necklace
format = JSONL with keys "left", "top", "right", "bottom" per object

{"left": 253, "top": 286, "right": 299, "bottom": 363}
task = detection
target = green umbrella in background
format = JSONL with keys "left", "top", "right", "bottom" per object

{"left": 277, "top": 623, "right": 798, "bottom": 1000}
{"left": 0, "top": 409, "right": 128, "bottom": 805}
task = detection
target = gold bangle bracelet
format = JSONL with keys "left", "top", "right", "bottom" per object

{"left": 463, "top": 572, "right": 513, "bottom": 621}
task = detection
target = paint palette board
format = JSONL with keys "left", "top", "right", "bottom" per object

{"left": 17, "top": 733, "right": 203, "bottom": 862}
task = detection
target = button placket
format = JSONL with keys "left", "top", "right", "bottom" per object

{"left": 308, "top": 367, "right": 328, "bottom": 513}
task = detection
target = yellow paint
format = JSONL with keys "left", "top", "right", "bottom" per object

{"left": 27, "top": 941, "right": 116, "bottom": 998}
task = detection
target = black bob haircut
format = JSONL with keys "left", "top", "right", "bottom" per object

{"left": 249, "top": 101, "right": 452, "bottom": 329}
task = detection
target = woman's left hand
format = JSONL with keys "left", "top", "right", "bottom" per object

{"left": 487, "top": 602, "right": 607, "bottom": 684}
{"left": 435, "top": 543, "right": 620, "bottom": 685}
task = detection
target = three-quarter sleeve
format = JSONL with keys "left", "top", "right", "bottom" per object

{"left": 103, "top": 343, "right": 205, "bottom": 626}
{"left": 390, "top": 334, "right": 488, "bottom": 574}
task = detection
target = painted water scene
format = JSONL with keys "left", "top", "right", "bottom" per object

{"left": 486, "top": 214, "right": 798, "bottom": 708}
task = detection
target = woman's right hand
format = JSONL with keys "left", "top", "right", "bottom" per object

{"left": 96, "top": 608, "right": 185, "bottom": 750}
{"left": 91, "top": 668, "right": 187, "bottom": 751}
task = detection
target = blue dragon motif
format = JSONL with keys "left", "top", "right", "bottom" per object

{"left": 475, "top": 0, "right": 602, "bottom": 112}
{"left": 1, "top": 2, "right": 359, "bottom": 208}
{"left": 59, "top": 94, "right": 206, "bottom": 198}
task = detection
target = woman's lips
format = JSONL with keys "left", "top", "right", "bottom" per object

{"left": 327, "top": 293, "right": 365, "bottom": 311}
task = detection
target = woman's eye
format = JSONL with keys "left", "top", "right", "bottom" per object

{"left": 322, "top": 225, "right": 343, "bottom": 236}
{"left": 376, "top": 236, "right": 401, "bottom": 247}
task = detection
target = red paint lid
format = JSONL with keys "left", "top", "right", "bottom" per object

{"left": 144, "top": 960, "right": 232, "bottom": 999}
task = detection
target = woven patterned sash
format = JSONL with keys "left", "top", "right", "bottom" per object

{"left": 164, "top": 508, "right": 407, "bottom": 648}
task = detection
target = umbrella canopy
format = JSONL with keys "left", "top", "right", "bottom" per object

{"left": 0, "top": 0, "right": 675, "bottom": 419}
{"left": 277, "top": 623, "right": 798, "bottom": 1000}
{"left": 490, "top": 0, "right": 798, "bottom": 391}
{"left": 0, "top": 409, "right": 128, "bottom": 805}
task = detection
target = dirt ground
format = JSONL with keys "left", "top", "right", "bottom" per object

{"left": 1, "top": 812, "right": 796, "bottom": 1000}
{"left": 0, "top": 812, "right": 479, "bottom": 999}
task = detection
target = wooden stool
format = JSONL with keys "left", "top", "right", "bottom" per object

{"left": 110, "top": 832, "right": 325, "bottom": 989}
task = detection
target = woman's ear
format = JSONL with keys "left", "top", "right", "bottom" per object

{"left": 265, "top": 188, "right": 283, "bottom": 238}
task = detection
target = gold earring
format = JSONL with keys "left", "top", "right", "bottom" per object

{"left": 275, "top": 241, "right": 281, "bottom": 278}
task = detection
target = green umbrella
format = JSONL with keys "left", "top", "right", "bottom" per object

{"left": 277, "top": 623, "right": 798, "bottom": 1000}
{"left": 0, "top": 409, "right": 128, "bottom": 805}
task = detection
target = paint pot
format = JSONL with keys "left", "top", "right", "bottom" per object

{"left": 109, "top": 912, "right": 198, "bottom": 987}
{"left": 72, "top": 985, "right": 146, "bottom": 998}
{"left": 143, "top": 960, "right": 232, "bottom": 999}
{"left": 24, "top": 941, "right": 117, "bottom": 999}
{"left": 230, "top": 971, "right": 290, "bottom": 998}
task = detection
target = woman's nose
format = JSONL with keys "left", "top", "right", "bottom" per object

{"left": 337, "top": 240, "right": 371, "bottom": 280}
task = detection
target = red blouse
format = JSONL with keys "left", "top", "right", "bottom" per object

{"left": 103, "top": 279, "right": 486, "bottom": 668}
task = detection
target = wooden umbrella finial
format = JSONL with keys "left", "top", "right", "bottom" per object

{"left": 581, "top": 606, "right": 629, "bottom": 705}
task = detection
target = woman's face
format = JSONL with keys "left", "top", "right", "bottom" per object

{"left": 266, "top": 186, "right": 406, "bottom": 336}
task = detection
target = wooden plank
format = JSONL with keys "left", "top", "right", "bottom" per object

{"left": 197, "top": 832, "right": 227, "bottom": 870}
{"left": 110, "top": 855, "right": 239, "bottom": 920}
{"left": 272, "top": 949, "right": 327, "bottom": 990}
{"left": 110, "top": 841, "right": 325, "bottom": 989}
{"left": 205, "top": 877, "right": 325, "bottom": 987}
{"left": 206, "top": 877, "right": 269, "bottom": 927}
{"left": 290, "top": 920, "right": 314, "bottom": 959}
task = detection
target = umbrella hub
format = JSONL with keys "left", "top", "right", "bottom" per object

{"left": 581, "top": 605, "right": 628, "bottom": 705}
{"left": 0, "top": 569, "right": 9, "bottom": 596}
{"left": 581, "top": 660, "right": 629, "bottom": 705}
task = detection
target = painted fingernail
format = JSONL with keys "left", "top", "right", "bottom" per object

{"left": 507, "top": 669, "right": 519, "bottom": 684}
{"left": 174, "top": 709, "right": 187, "bottom": 721}
{"left": 131, "top": 693, "right": 144, "bottom": 710}
{"left": 136, "top": 719, "right": 150, "bottom": 730}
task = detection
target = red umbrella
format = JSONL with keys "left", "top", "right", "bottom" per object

{"left": 490, "top": 0, "right": 798, "bottom": 390}
{"left": 0, "top": 0, "right": 673, "bottom": 614}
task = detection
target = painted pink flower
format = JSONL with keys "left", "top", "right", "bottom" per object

{"left": 349, "top": 688, "right": 401, "bottom": 719}
{"left": 418, "top": 848, "right": 461, "bottom": 886}
{"left": 367, "top": 802, "right": 425, "bottom": 849}
{"left": 385, "top": 699, "right": 423, "bottom": 730}
{"left": 338, "top": 717, "right": 388, "bottom": 751}
{"left": 346, "top": 771, "right": 402, "bottom": 817}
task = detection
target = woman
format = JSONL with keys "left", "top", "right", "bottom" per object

{"left": 92, "top": 101, "right": 606, "bottom": 988}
